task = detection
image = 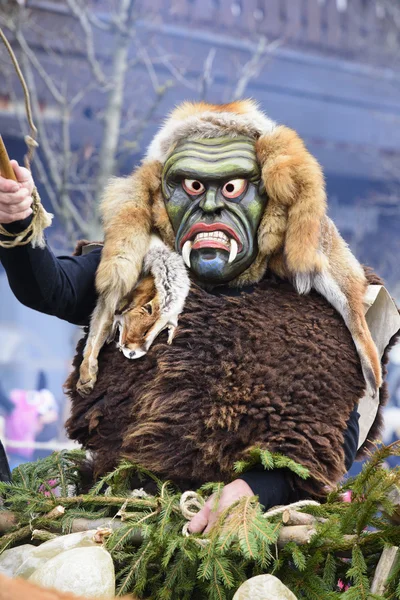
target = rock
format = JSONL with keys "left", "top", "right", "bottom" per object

{"left": 233, "top": 574, "right": 298, "bottom": 600}
{"left": 28, "top": 546, "right": 115, "bottom": 598}
{"left": 0, "top": 544, "right": 35, "bottom": 577}
{"left": 16, "top": 529, "right": 99, "bottom": 579}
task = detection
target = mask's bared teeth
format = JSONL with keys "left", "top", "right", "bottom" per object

{"left": 228, "top": 238, "right": 238, "bottom": 263}
{"left": 182, "top": 240, "right": 192, "bottom": 268}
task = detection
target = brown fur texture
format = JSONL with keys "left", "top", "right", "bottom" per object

{"left": 0, "top": 574, "right": 135, "bottom": 600}
{"left": 65, "top": 260, "right": 398, "bottom": 499}
{"left": 96, "top": 161, "right": 162, "bottom": 311}
{"left": 254, "top": 126, "right": 327, "bottom": 276}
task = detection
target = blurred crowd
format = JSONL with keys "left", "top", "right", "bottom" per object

{"left": 0, "top": 371, "right": 60, "bottom": 470}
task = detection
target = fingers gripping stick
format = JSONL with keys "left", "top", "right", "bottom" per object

{"left": 0, "top": 137, "right": 52, "bottom": 248}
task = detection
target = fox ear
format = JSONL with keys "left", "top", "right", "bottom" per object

{"left": 256, "top": 125, "right": 327, "bottom": 274}
{"left": 143, "top": 302, "right": 153, "bottom": 315}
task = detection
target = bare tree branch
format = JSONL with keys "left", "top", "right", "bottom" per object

{"left": 65, "top": 0, "right": 107, "bottom": 87}
{"left": 232, "top": 36, "right": 283, "bottom": 101}
{"left": 199, "top": 47, "right": 216, "bottom": 100}
{"left": 94, "top": 0, "right": 139, "bottom": 206}
{"left": 156, "top": 48, "right": 198, "bottom": 92}
{"left": 15, "top": 29, "right": 65, "bottom": 104}
{"left": 138, "top": 46, "right": 160, "bottom": 92}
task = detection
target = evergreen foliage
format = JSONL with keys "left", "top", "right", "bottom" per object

{"left": 1, "top": 444, "right": 400, "bottom": 599}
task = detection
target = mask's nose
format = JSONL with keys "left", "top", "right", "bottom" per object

{"left": 199, "top": 188, "right": 224, "bottom": 214}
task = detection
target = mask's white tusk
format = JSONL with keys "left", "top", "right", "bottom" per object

{"left": 228, "top": 239, "right": 238, "bottom": 264}
{"left": 182, "top": 240, "right": 192, "bottom": 268}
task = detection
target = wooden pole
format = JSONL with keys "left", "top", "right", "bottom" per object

{"left": 0, "top": 135, "right": 17, "bottom": 181}
{"left": 370, "top": 546, "right": 399, "bottom": 595}
{"left": 282, "top": 509, "right": 326, "bottom": 526}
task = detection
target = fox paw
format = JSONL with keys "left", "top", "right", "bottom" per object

{"left": 76, "top": 376, "right": 97, "bottom": 397}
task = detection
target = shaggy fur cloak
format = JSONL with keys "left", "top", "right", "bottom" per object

{"left": 65, "top": 263, "right": 397, "bottom": 499}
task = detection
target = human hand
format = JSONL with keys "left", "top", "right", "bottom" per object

{"left": 188, "top": 479, "right": 254, "bottom": 535}
{"left": 0, "top": 160, "right": 34, "bottom": 224}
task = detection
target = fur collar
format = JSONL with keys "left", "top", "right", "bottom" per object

{"left": 146, "top": 100, "right": 276, "bottom": 163}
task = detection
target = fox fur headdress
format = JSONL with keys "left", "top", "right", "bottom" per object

{"left": 97, "top": 100, "right": 325, "bottom": 302}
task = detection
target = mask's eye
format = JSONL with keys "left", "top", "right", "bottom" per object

{"left": 222, "top": 179, "right": 247, "bottom": 199}
{"left": 182, "top": 179, "right": 205, "bottom": 196}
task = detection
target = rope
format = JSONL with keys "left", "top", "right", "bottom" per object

{"left": 0, "top": 28, "right": 52, "bottom": 248}
{"left": 180, "top": 490, "right": 205, "bottom": 520}
{"left": 263, "top": 499, "right": 320, "bottom": 519}
{"left": 180, "top": 491, "right": 208, "bottom": 547}
{"left": 0, "top": 28, "right": 38, "bottom": 169}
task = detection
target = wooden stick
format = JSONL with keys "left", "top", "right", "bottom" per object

{"left": 31, "top": 529, "right": 58, "bottom": 542}
{"left": 370, "top": 545, "right": 399, "bottom": 595}
{"left": 386, "top": 486, "right": 400, "bottom": 525}
{"left": 68, "top": 518, "right": 123, "bottom": 534}
{"left": 277, "top": 525, "right": 317, "bottom": 548}
{"left": 0, "top": 135, "right": 17, "bottom": 181}
{"left": 282, "top": 509, "right": 327, "bottom": 526}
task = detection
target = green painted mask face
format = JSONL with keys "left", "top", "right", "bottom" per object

{"left": 162, "top": 136, "right": 267, "bottom": 284}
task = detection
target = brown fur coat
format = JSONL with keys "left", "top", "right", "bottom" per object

{"left": 65, "top": 265, "right": 397, "bottom": 499}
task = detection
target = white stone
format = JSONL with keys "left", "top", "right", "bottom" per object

{"left": 0, "top": 544, "right": 35, "bottom": 577}
{"left": 233, "top": 574, "right": 298, "bottom": 600}
{"left": 28, "top": 546, "right": 115, "bottom": 598}
{"left": 16, "top": 529, "right": 99, "bottom": 579}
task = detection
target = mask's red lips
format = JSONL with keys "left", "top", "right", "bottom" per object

{"left": 180, "top": 223, "right": 242, "bottom": 267}
{"left": 180, "top": 223, "right": 242, "bottom": 251}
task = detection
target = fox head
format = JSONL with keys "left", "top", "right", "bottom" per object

{"left": 114, "top": 275, "right": 161, "bottom": 359}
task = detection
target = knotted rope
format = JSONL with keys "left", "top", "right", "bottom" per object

{"left": 180, "top": 491, "right": 209, "bottom": 547}
{"left": 0, "top": 28, "right": 52, "bottom": 248}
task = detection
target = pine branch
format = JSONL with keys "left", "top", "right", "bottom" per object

{"left": 1, "top": 446, "right": 400, "bottom": 598}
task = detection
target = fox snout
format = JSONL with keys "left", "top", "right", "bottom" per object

{"left": 118, "top": 343, "right": 147, "bottom": 360}
{"left": 116, "top": 306, "right": 161, "bottom": 360}
{"left": 114, "top": 274, "right": 161, "bottom": 360}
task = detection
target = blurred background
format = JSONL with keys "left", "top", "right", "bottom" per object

{"left": 0, "top": 0, "right": 399, "bottom": 469}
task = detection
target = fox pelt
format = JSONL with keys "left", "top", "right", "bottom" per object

{"left": 77, "top": 235, "right": 189, "bottom": 396}
{"left": 95, "top": 100, "right": 381, "bottom": 396}
{"left": 114, "top": 235, "right": 190, "bottom": 360}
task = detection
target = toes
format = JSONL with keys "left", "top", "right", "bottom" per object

{"left": 76, "top": 378, "right": 95, "bottom": 397}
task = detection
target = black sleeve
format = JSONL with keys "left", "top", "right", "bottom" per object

{"left": 240, "top": 405, "right": 360, "bottom": 509}
{"left": 0, "top": 218, "right": 100, "bottom": 326}
{"left": 239, "top": 466, "right": 298, "bottom": 509}
{"left": 343, "top": 404, "right": 360, "bottom": 471}
{"left": 0, "top": 440, "right": 11, "bottom": 482}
